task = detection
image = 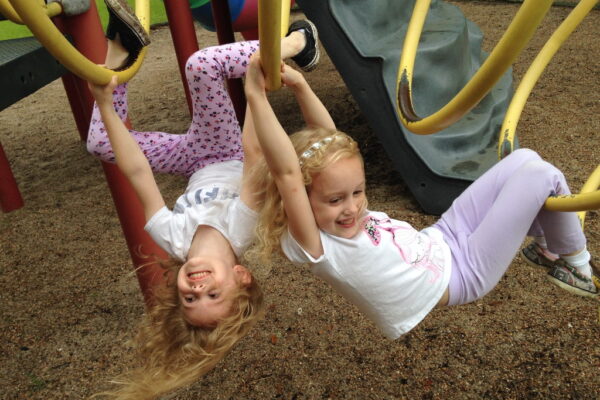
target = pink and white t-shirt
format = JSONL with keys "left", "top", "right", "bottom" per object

{"left": 281, "top": 210, "right": 452, "bottom": 339}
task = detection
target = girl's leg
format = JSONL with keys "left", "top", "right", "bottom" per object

{"left": 434, "top": 149, "right": 586, "bottom": 305}
{"left": 176, "top": 34, "right": 308, "bottom": 176}
{"left": 87, "top": 83, "right": 190, "bottom": 175}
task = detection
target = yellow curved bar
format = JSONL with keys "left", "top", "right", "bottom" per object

{"left": 396, "top": 0, "right": 553, "bottom": 135}
{"left": 0, "top": 0, "right": 63, "bottom": 24}
{"left": 543, "top": 165, "right": 600, "bottom": 223}
{"left": 8, "top": 0, "right": 149, "bottom": 85}
{"left": 575, "top": 165, "right": 600, "bottom": 228}
{"left": 258, "top": 0, "right": 283, "bottom": 91}
{"left": 498, "top": 0, "right": 599, "bottom": 158}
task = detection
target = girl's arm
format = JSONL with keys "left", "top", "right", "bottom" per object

{"left": 88, "top": 77, "right": 165, "bottom": 221}
{"left": 244, "top": 57, "right": 323, "bottom": 258}
{"left": 280, "top": 64, "right": 336, "bottom": 131}
{"left": 239, "top": 103, "right": 263, "bottom": 212}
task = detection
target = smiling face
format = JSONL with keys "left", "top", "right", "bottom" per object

{"left": 308, "top": 155, "right": 367, "bottom": 239}
{"left": 176, "top": 256, "right": 251, "bottom": 327}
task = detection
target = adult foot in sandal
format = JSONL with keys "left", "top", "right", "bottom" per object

{"left": 104, "top": 0, "right": 150, "bottom": 70}
{"left": 286, "top": 20, "right": 320, "bottom": 72}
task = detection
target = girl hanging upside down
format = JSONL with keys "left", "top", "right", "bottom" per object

{"left": 87, "top": 0, "right": 320, "bottom": 397}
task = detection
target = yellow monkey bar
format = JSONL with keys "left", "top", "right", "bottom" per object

{"left": 396, "top": 0, "right": 553, "bottom": 135}
{"left": 7, "top": 0, "right": 149, "bottom": 84}
{"left": 0, "top": 0, "right": 60, "bottom": 24}
{"left": 498, "top": 0, "right": 599, "bottom": 158}
{"left": 494, "top": 0, "right": 599, "bottom": 216}
{"left": 258, "top": 0, "right": 290, "bottom": 91}
{"left": 397, "top": 0, "right": 599, "bottom": 214}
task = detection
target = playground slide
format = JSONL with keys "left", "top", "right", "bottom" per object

{"left": 296, "top": 0, "right": 513, "bottom": 214}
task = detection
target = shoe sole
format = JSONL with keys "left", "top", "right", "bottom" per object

{"left": 546, "top": 274, "right": 598, "bottom": 298}
{"left": 105, "top": 0, "right": 150, "bottom": 46}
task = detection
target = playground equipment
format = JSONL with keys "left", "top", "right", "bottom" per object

{"left": 297, "top": 0, "right": 513, "bottom": 214}
{"left": 396, "top": 0, "right": 599, "bottom": 219}
{"left": 0, "top": 0, "right": 287, "bottom": 304}
{"left": 1, "top": 0, "right": 165, "bottom": 304}
{"left": 7, "top": 0, "right": 148, "bottom": 84}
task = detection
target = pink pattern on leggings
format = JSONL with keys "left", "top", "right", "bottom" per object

{"left": 87, "top": 41, "right": 259, "bottom": 177}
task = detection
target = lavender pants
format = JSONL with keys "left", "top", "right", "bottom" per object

{"left": 87, "top": 41, "right": 259, "bottom": 177}
{"left": 433, "top": 149, "right": 586, "bottom": 305}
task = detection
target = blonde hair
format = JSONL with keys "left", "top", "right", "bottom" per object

{"left": 96, "top": 258, "right": 264, "bottom": 399}
{"left": 251, "top": 127, "right": 363, "bottom": 263}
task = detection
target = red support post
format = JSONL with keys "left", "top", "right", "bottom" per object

{"left": 55, "top": 1, "right": 168, "bottom": 305}
{"left": 0, "top": 142, "right": 24, "bottom": 213}
{"left": 162, "top": 0, "right": 199, "bottom": 115}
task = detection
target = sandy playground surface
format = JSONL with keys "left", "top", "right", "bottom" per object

{"left": 1, "top": 2, "right": 599, "bottom": 399}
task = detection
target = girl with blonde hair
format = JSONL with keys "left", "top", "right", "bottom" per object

{"left": 87, "top": 0, "right": 319, "bottom": 397}
{"left": 245, "top": 54, "right": 597, "bottom": 342}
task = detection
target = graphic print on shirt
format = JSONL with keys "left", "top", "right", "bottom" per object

{"left": 362, "top": 216, "right": 443, "bottom": 282}
{"left": 173, "top": 185, "right": 238, "bottom": 214}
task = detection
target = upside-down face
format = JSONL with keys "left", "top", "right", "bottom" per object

{"left": 177, "top": 256, "right": 251, "bottom": 327}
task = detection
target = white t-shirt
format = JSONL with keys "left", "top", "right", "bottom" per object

{"left": 145, "top": 161, "right": 257, "bottom": 261}
{"left": 281, "top": 210, "right": 452, "bottom": 339}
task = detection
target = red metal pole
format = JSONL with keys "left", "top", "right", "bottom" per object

{"left": 163, "top": 0, "right": 199, "bottom": 115}
{"left": 55, "top": 1, "right": 168, "bottom": 305}
{"left": 210, "top": 0, "right": 246, "bottom": 124}
{"left": 0, "top": 142, "right": 24, "bottom": 212}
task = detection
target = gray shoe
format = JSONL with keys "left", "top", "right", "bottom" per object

{"left": 521, "top": 242, "right": 557, "bottom": 270}
{"left": 547, "top": 260, "right": 598, "bottom": 298}
{"left": 48, "top": 0, "right": 90, "bottom": 17}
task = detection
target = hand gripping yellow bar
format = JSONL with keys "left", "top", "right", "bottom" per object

{"left": 8, "top": 0, "right": 149, "bottom": 84}
{"left": 396, "top": 0, "right": 553, "bottom": 135}
{"left": 258, "top": 0, "right": 290, "bottom": 91}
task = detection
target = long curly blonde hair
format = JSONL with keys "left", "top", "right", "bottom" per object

{"left": 95, "top": 258, "right": 264, "bottom": 399}
{"left": 251, "top": 127, "right": 363, "bottom": 263}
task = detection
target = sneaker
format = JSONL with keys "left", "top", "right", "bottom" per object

{"left": 286, "top": 19, "right": 320, "bottom": 72}
{"left": 547, "top": 259, "right": 598, "bottom": 298}
{"left": 521, "top": 242, "right": 558, "bottom": 270}
{"left": 104, "top": 0, "right": 150, "bottom": 70}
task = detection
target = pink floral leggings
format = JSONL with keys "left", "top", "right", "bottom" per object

{"left": 87, "top": 40, "right": 259, "bottom": 177}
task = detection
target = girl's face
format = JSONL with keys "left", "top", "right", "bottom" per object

{"left": 308, "top": 155, "right": 366, "bottom": 239}
{"left": 177, "top": 256, "right": 251, "bottom": 327}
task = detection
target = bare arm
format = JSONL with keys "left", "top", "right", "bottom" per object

{"left": 239, "top": 103, "right": 262, "bottom": 211}
{"left": 88, "top": 77, "right": 165, "bottom": 221}
{"left": 281, "top": 64, "right": 336, "bottom": 130}
{"left": 244, "top": 57, "right": 323, "bottom": 257}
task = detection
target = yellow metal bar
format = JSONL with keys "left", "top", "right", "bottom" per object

{"left": 498, "top": 0, "right": 599, "bottom": 158}
{"left": 0, "top": 0, "right": 63, "bottom": 24}
{"left": 0, "top": 0, "right": 25, "bottom": 23}
{"left": 396, "top": 0, "right": 553, "bottom": 135}
{"left": 545, "top": 186, "right": 600, "bottom": 213}
{"left": 279, "top": 0, "right": 289, "bottom": 38}
{"left": 576, "top": 165, "right": 600, "bottom": 221}
{"left": 258, "top": 0, "right": 283, "bottom": 91}
{"left": 7, "top": 0, "right": 149, "bottom": 85}
{"left": 46, "top": 2, "right": 62, "bottom": 17}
